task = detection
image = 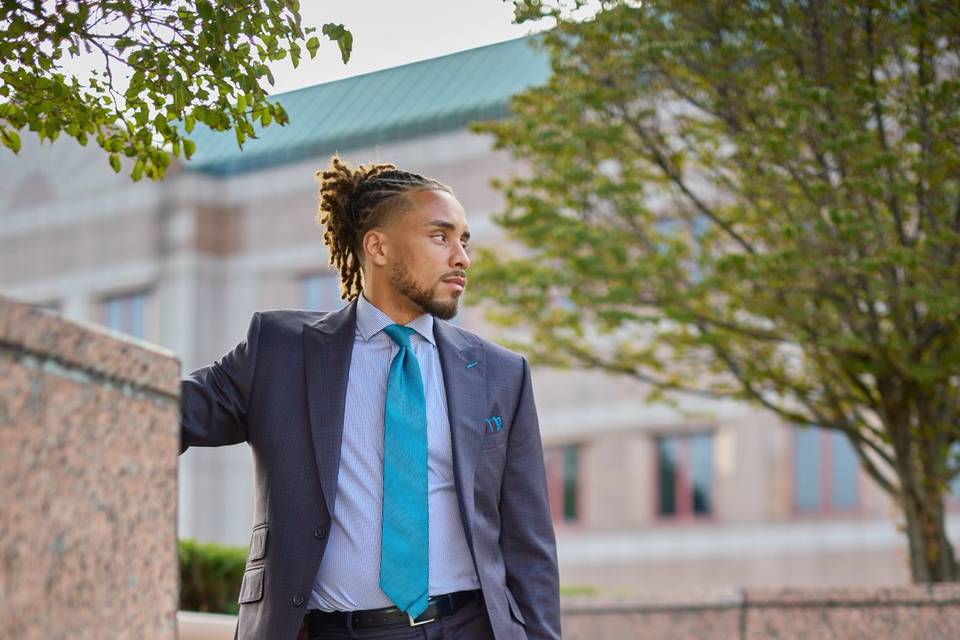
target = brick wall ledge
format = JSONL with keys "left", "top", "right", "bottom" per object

{"left": 562, "top": 584, "right": 960, "bottom": 639}
{"left": 0, "top": 294, "right": 180, "bottom": 397}
{"left": 178, "top": 585, "right": 960, "bottom": 640}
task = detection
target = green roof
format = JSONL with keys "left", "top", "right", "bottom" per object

{"left": 185, "top": 34, "right": 551, "bottom": 176}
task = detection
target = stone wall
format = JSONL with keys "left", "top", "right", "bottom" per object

{"left": 562, "top": 584, "right": 960, "bottom": 639}
{"left": 0, "top": 295, "right": 181, "bottom": 639}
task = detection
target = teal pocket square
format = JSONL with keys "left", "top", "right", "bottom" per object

{"left": 484, "top": 415, "right": 503, "bottom": 434}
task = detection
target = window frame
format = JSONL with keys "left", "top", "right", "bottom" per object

{"left": 99, "top": 288, "right": 151, "bottom": 341}
{"left": 654, "top": 431, "right": 715, "bottom": 522}
{"left": 790, "top": 424, "right": 862, "bottom": 517}
{"left": 545, "top": 443, "right": 581, "bottom": 526}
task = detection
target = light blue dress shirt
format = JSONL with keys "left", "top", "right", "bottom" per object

{"left": 309, "top": 294, "right": 481, "bottom": 611}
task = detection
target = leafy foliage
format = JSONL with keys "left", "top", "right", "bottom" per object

{"left": 474, "top": 0, "right": 960, "bottom": 581}
{"left": 0, "top": 0, "right": 352, "bottom": 180}
{"left": 179, "top": 538, "right": 247, "bottom": 615}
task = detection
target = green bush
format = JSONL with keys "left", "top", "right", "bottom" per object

{"left": 179, "top": 538, "right": 247, "bottom": 615}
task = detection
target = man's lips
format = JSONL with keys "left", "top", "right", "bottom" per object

{"left": 442, "top": 276, "right": 466, "bottom": 289}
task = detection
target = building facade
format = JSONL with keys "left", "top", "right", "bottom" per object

{"left": 2, "top": 36, "right": 956, "bottom": 595}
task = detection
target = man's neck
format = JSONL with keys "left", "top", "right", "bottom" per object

{"left": 360, "top": 290, "right": 424, "bottom": 326}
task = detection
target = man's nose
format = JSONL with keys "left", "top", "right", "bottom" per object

{"left": 452, "top": 242, "right": 471, "bottom": 269}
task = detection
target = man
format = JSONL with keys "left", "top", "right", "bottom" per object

{"left": 180, "top": 157, "right": 561, "bottom": 639}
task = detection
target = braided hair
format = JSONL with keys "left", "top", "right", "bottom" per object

{"left": 315, "top": 155, "right": 454, "bottom": 301}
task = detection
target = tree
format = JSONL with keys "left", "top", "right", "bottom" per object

{"left": 0, "top": 0, "right": 353, "bottom": 180}
{"left": 471, "top": 0, "right": 960, "bottom": 582}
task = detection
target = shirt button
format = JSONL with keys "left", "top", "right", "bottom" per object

{"left": 313, "top": 526, "right": 327, "bottom": 540}
{"left": 292, "top": 593, "right": 305, "bottom": 607}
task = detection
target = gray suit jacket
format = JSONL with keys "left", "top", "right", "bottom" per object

{"left": 180, "top": 301, "right": 561, "bottom": 640}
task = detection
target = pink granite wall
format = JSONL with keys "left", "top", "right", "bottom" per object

{"left": 561, "top": 584, "right": 960, "bottom": 639}
{"left": 0, "top": 295, "right": 181, "bottom": 639}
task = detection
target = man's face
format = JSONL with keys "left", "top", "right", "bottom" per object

{"left": 384, "top": 189, "right": 471, "bottom": 320}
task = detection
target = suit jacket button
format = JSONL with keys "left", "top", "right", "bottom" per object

{"left": 292, "top": 593, "right": 305, "bottom": 607}
{"left": 313, "top": 526, "right": 327, "bottom": 539}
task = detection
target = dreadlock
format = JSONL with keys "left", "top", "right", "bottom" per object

{"left": 315, "top": 154, "right": 454, "bottom": 301}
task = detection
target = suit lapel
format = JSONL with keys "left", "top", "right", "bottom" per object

{"left": 434, "top": 320, "right": 485, "bottom": 549}
{"left": 302, "top": 301, "right": 357, "bottom": 516}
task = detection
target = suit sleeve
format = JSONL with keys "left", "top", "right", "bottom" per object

{"left": 179, "top": 312, "right": 261, "bottom": 454}
{"left": 500, "top": 356, "right": 561, "bottom": 640}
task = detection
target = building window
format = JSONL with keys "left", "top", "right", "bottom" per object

{"left": 546, "top": 445, "right": 579, "bottom": 523}
{"left": 793, "top": 425, "right": 859, "bottom": 514}
{"left": 657, "top": 432, "right": 713, "bottom": 518}
{"left": 101, "top": 290, "right": 149, "bottom": 340}
{"left": 302, "top": 272, "right": 344, "bottom": 311}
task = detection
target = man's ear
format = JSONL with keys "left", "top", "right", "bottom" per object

{"left": 362, "top": 228, "right": 389, "bottom": 268}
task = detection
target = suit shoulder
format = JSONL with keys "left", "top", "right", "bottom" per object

{"left": 482, "top": 337, "right": 528, "bottom": 368}
{"left": 254, "top": 308, "right": 338, "bottom": 335}
{"left": 442, "top": 322, "right": 528, "bottom": 367}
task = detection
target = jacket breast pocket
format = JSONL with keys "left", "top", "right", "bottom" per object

{"left": 479, "top": 422, "right": 509, "bottom": 450}
{"left": 238, "top": 566, "right": 264, "bottom": 604}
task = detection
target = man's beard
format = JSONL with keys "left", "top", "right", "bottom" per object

{"left": 389, "top": 262, "right": 461, "bottom": 320}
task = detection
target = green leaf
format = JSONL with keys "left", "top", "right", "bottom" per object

{"left": 306, "top": 36, "right": 320, "bottom": 59}
{"left": 322, "top": 23, "right": 353, "bottom": 63}
{"left": 183, "top": 138, "right": 196, "bottom": 160}
{"left": 321, "top": 23, "right": 345, "bottom": 39}
{"left": 197, "top": 0, "right": 214, "bottom": 20}
{"left": 109, "top": 153, "right": 121, "bottom": 173}
{"left": 338, "top": 30, "right": 353, "bottom": 63}
{"left": 1, "top": 128, "right": 21, "bottom": 153}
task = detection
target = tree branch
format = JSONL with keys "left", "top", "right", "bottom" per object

{"left": 612, "top": 102, "right": 758, "bottom": 255}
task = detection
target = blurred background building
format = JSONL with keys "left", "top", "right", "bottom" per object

{"left": 3, "top": 35, "right": 957, "bottom": 594}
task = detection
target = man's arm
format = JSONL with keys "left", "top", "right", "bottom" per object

{"left": 499, "top": 356, "right": 562, "bottom": 640}
{"left": 180, "top": 311, "right": 261, "bottom": 454}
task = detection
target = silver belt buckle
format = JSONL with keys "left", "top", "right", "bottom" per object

{"left": 408, "top": 612, "right": 436, "bottom": 627}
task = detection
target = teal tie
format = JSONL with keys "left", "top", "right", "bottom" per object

{"left": 379, "top": 324, "right": 429, "bottom": 619}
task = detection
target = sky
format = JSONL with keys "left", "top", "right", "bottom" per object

{"left": 267, "top": 0, "right": 553, "bottom": 95}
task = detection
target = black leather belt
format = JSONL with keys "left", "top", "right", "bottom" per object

{"left": 307, "top": 590, "right": 480, "bottom": 630}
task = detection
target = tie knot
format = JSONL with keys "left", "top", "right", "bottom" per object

{"left": 383, "top": 324, "right": 416, "bottom": 348}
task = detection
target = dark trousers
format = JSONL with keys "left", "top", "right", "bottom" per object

{"left": 299, "top": 596, "right": 496, "bottom": 640}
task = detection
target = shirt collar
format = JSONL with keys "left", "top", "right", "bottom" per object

{"left": 356, "top": 292, "right": 436, "bottom": 345}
